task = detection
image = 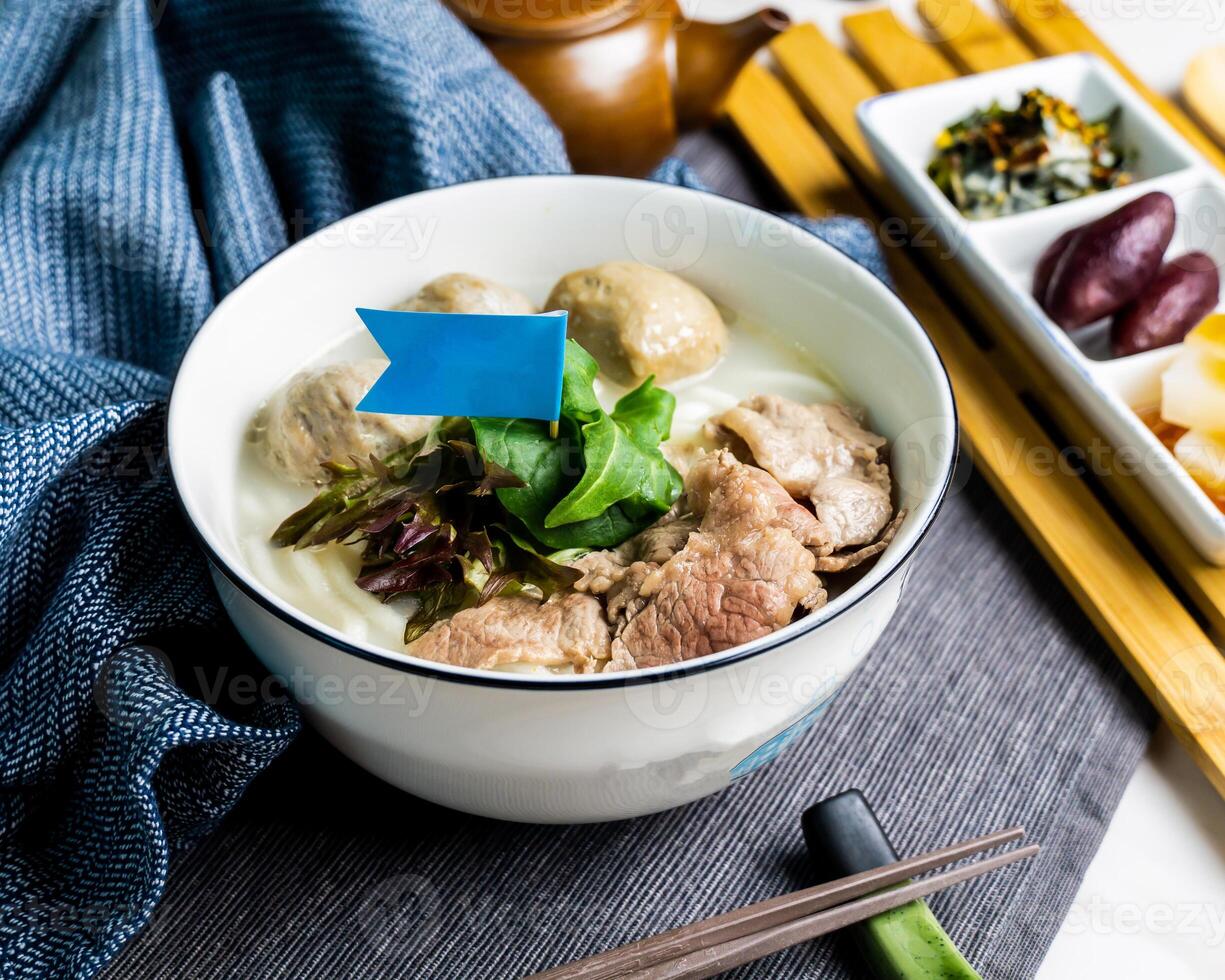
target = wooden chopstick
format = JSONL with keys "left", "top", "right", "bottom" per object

{"left": 628, "top": 843, "right": 1040, "bottom": 980}
{"left": 526, "top": 827, "right": 1026, "bottom": 980}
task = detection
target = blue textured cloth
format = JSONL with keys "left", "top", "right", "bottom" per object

{"left": 0, "top": 1, "right": 886, "bottom": 976}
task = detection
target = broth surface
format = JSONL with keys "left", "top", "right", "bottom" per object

{"left": 236, "top": 315, "right": 845, "bottom": 666}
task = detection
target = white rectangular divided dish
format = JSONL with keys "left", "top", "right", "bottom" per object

{"left": 859, "top": 52, "right": 1225, "bottom": 564}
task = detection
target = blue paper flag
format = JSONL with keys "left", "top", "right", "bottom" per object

{"left": 355, "top": 307, "right": 568, "bottom": 420}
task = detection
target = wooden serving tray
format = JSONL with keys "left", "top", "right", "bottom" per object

{"left": 722, "top": 2, "right": 1225, "bottom": 797}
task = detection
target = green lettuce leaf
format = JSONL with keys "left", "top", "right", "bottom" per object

{"left": 544, "top": 409, "right": 680, "bottom": 529}
{"left": 471, "top": 344, "right": 681, "bottom": 550}
{"left": 559, "top": 340, "right": 603, "bottom": 422}
{"left": 611, "top": 377, "right": 675, "bottom": 448}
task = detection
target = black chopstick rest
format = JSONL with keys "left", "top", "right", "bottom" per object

{"left": 803, "top": 789, "right": 900, "bottom": 880}
{"left": 803, "top": 789, "right": 984, "bottom": 980}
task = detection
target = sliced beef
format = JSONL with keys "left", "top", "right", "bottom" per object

{"left": 408, "top": 593, "right": 611, "bottom": 672}
{"left": 632, "top": 509, "right": 701, "bottom": 563}
{"left": 571, "top": 505, "right": 698, "bottom": 596}
{"left": 708, "top": 395, "right": 894, "bottom": 553}
{"left": 810, "top": 476, "right": 892, "bottom": 552}
{"left": 684, "top": 450, "right": 828, "bottom": 550}
{"left": 608, "top": 454, "right": 819, "bottom": 671}
{"left": 605, "top": 559, "right": 656, "bottom": 633}
{"left": 815, "top": 511, "right": 905, "bottom": 573}
{"left": 709, "top": 395, "right": 887, "bottom": 495}
{"left": 571, "top": 506, "right": 701, "bottom": 640}
{"left": 571, "top": 550, "right": 629, "bottom": 597}
{"left": 569, "top": 396, "right": 903, "bottom": 673}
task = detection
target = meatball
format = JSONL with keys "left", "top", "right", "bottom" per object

{"left": 255, "top": 359, "right": 436, "bottom": 484}
{"left": 396, "top": 273, "right": 536, "bottom": 316}
{"left": 545, "top": 261, "right": 727, "bottom": 385}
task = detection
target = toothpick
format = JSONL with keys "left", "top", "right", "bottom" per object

{"left": 549, "top": 419, "right": 559, "bottom": 439}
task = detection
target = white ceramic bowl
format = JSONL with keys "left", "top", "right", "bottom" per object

{"left": 168, "top": 175, "right": 957, "bottom": 824}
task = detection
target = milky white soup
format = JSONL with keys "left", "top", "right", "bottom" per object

{"left": 235, "top": 308, "right": 844, "bottom": 671}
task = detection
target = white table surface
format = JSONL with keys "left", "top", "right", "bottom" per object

{"left": 690, "top": 0, "right": 1225, "bottom": 973}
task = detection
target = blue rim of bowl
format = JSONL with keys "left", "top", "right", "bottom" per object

{"left": 167, "top": 173, "right": 960, "bottom": 691}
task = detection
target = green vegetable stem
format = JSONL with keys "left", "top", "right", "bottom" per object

{"left": 854, "top": 898, "right": 981, "bottom": 980}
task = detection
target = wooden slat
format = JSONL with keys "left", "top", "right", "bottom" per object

{"left": 754, "top": 29, "right": 1225, "bottom": 797}
{"left": 829, "top": 8, "right": 1225, "bottom": 644}
{"left": 843, "top": 9, "right": 958, "bottom": 91}
{"left": 996, "top": 0, "right": 1225, "bottom": 171}
{"left": 772, "top": 25, "right": 890, "bottom": 193}
{"left": 917, "top": 0, "right": 1034, "bottom": 73}
{"left": 722, "top": 66, "right": 873, "bottom": 222}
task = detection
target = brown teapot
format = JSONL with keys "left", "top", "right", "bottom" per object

{"left": 445, "top": 0, "right": 789, "bottom": 175}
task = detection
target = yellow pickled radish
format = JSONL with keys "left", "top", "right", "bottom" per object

{"left": 1185, "top": 313, "right": 1225, "bottom": 361}
{"left": 1184, "top": 46, "right": 1225, "bottom": 149}
{"left": 1174, "top": 430, "right": 1225, "bottom": 496}
{"left": 1161, "top": 345, "right": 1225, "bottom": 433}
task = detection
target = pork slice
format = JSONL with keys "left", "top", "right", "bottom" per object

{"left": 707, "top": 395, "right": 893, "bottom": 553}
{"left": 609, "top": 455, "right": 818, "bottom": 671}
{"left": 408, "top": 593, "right": 611, "bottom": 672}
